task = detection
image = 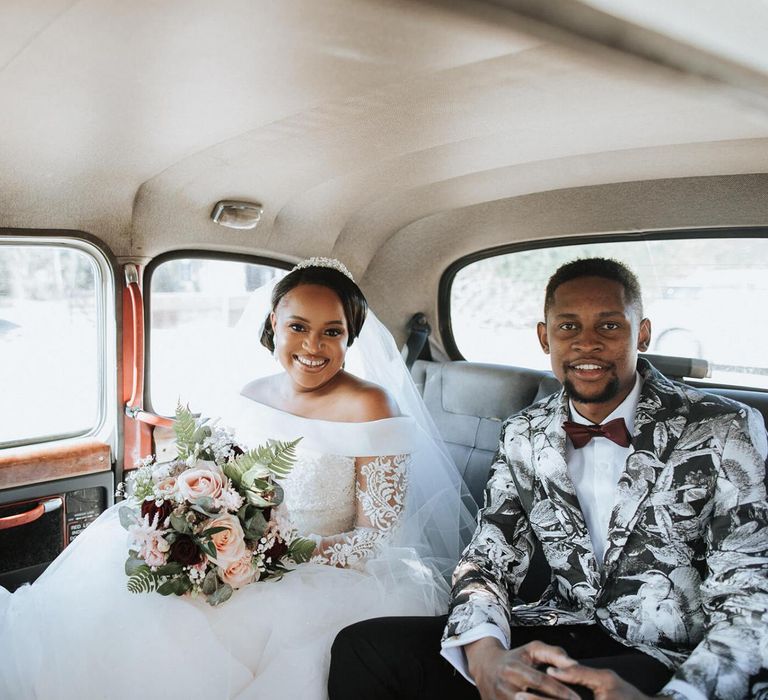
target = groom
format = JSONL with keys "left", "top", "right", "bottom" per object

{"left": 329, "top": 258, "right": 768, "bottom": 699}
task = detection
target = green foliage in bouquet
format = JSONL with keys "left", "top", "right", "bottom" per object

{"left": 118, "top": 404, "right": 314, "bottom": 606}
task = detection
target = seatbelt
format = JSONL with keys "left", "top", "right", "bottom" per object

{"left": 402, "top": 313, "right": 432, "bottom": 369}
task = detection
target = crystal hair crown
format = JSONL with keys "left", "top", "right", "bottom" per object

{"left": 292, "top": 257, "right": 354, "bottom": 282}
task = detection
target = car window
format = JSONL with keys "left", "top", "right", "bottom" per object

{"left": 0, "top": 240, "right": 113, "bottom": 447}
{"left": 147, "top": 257, "right": 287, "bottom": 416}
{"left": 448, "top": 236, "right": 768, "bottom": 390}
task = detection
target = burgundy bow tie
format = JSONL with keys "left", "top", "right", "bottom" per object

{"left": 562, "top": 417, "right": 632, "bottom": 449}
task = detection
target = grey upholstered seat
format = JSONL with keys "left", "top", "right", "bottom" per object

{"left": 411, "top": 360, "right": 560, "bottom": 511}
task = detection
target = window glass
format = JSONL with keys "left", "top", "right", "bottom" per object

{"left": 148, "top": 258, "right": 286, "bottom": 416}
{"left": 0, "top": 244, "right": 102, "bottom": 445}
{"left": 449, "top": 237, "right": 768, "bottom": 389}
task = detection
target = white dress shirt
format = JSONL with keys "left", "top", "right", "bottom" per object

{"left": 441, "top": 374, "right": 703, "bottom": 700}
{"left": 566, "top": 374, "right": 641, "bottom": 566}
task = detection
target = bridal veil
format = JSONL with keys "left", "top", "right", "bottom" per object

{"left": 218, "top": 271, "right": 478, "bottom": 580}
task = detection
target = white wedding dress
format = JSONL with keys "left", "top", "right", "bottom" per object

{"left": 0, "top": 397, "right": 452, "bottom": 700}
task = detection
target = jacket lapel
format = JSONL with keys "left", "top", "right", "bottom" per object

{"left": 601, "top": 359, "right": 690, "bottom": 578}
{"left": 533, "top": 391, "right": 601, "bottom": 591}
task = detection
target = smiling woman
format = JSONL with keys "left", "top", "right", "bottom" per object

{"left": 270, "top": 284, "right": 355, "bottom": 392}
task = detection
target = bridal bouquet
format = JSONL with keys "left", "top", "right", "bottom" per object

{"left": 118, "top": 404, "right": 315, "bottom": 606}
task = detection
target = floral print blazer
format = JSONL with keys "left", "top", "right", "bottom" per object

{"left": 444, "top": 359, "right": 768, "bottom": 699}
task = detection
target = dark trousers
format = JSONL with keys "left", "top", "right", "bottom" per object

{"left": 328, "top": 615, "right": 672, "bottom": 700}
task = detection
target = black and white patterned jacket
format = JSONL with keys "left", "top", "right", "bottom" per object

{"left": 444, "top": 359, "right": 768, "bottom": 699}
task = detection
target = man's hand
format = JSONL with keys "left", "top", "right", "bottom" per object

{"left": 545, "top": 664, "right": 653, "bottom": 700}
{"left": 465, "top": 637, "right": 581, "bottom": 700}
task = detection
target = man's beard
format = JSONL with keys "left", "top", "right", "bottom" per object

{"left": 564, "top": 376, "right": 620, "bottom": 404}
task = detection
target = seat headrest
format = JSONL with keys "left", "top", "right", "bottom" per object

{"left": 438, "top": 362, "right": 558, "bottom": 420}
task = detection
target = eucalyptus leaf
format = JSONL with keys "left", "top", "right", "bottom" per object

{"left": 270, "top": 481, "right": 284, "bottom": 506}
{"left": 125, "top": 555, "right": 147, "bottom": 576}
{"left": 191, "top": 502, "right": 219, "bottom": 519}
{"left": 201, "top": 569, "right": 219, "bottom": 595}
{"left": 195, "top": 496, "right": 215, "bottom": 512}
{"left": 170, "top": 512, "right": 192, "bottom": 534}
{"left": 118, "top": 505, "right": 138, "bottom": 530}
{"left": 176, "top": 576, "right": 193, "bottom": 595}
{"left": 207, "top": 583, "right": 233, "bottom": 606}
{"left": 243, "top": 511, "right": 267, "bottom": 539}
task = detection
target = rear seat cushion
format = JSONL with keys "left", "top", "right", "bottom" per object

{"left": 411, "top": 360, "right": 559, "bottom": 508}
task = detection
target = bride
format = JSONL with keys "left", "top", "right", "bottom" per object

{"left": 0, "top": 257, "right": 475, "bottom": 699}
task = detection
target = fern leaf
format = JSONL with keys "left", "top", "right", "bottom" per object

{"left": 261, "top": 438, "right": 302, "bottom": 477}
{"left": 127, "top": 567, "right": 159, "bottom": 594}
{"left": 174, "top": 403, "right": 197, "bottom": 459}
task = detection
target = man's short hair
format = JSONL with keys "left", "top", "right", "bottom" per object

{"left": 544, "top": 257, "right": 643, "bottom": 318}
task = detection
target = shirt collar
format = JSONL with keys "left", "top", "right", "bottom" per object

{"left": 568, "top": 372, "right": 643, "bottom": 426}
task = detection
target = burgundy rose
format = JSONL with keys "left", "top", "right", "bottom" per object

{"left": 141, "top": 498, "right": 172, "bottom": 525}
{"left": 264, "top": 537, "right": 288, "bottom": 562}
{"left": 169, "top": 535, "right": 203, "bottom": 566}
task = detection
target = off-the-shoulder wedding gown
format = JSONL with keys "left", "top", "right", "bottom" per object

{"left": 0, "top": 398, "right": 450, "bottom": 699}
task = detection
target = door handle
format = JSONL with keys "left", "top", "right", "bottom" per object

{"left": 0, "top": 497, "right": 63, "bottom": 530}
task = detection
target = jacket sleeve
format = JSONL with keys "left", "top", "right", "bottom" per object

{"left": 670, "top": 405, "right": 768, "bottom": 699}
{"left": 442, "top": 417, "right": 536, "bottom": 645}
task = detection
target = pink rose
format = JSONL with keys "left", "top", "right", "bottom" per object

{"left": 219, "top": 555, "right": 256, "bottom": 589}
{"left": 204, "top": 513, "right": 247, "bottom": 567}
{"left": 155, "top": 476, "right": 178, "bottom": 499}
{"left": 177, "top": 465, "right": 224, "bottom": 503}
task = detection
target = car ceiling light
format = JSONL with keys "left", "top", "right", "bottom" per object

{"left": 210, "top": 200, "right": 263, "bottom": 229}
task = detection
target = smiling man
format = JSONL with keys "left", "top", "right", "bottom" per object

{"left": 538, "top": 263, "right": 650, "bottom": 422}
{"left": 330, "top": 258, "right": 768, "bottom": 700}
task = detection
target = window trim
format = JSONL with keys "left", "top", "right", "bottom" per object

{"left": 439, "top": 226, "right": 768, "bottom": 364}
{"left": 143, "top": 251, "right": 292, "bottom": 415}
{"left": 0, "top": 230, "right": 118, "bottom": 450}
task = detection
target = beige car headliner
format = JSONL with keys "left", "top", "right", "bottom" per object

{"left": 2, "top": 0, "right": 768, "bottom": 338}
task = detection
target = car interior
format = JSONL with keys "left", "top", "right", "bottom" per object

{"left": 1, "top": 0, "right": 767, "bottom": 598}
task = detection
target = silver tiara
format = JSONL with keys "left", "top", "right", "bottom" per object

{"left": 291, "top": 257, "right": 354, "bottom": 282}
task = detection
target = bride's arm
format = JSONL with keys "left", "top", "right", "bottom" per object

{"left": 309, "top": 452, "right": 409, "bottom": 568}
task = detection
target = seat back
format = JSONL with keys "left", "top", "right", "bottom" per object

{"left": 411, "top": 360, "right": 559, "bottom": 509}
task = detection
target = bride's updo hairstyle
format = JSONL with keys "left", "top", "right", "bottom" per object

{"left": 260, "top": 262, "right": 368, "bottom": 351}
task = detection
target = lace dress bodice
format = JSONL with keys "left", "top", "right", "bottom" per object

{"left": 227, "top": 396, "right": 414, "bottom": 569}
{"left": 282, "top": 449, "right": 357, "bottom": 536}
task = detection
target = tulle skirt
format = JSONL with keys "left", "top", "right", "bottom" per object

{"left": 0, "top": 506, "right": 448, "bottom": 699}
